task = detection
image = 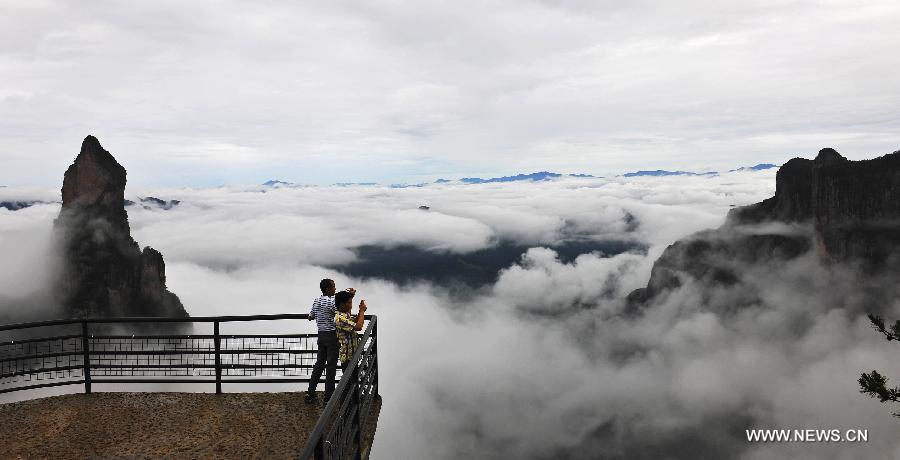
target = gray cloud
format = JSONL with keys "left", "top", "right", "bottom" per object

{"left": 2, "top": 2, "right": 900, "bottom": 185}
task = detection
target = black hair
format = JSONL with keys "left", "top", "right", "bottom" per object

{"left": 320, "top": 278, "right": 334, "bottom": 293}
{"left": 334, "top": 290, "right": 353, "bottom": 308}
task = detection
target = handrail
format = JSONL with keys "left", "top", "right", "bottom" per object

{"left": 298, "top": 315, "right": 379, "bottom": 460}
{"left": 0, "top": 313, "right": 315, "bottom": 331}
{"left": 0, "top": 313, "right": 377, "bottom": 331}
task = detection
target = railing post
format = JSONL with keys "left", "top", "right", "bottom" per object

{"left": 80, "top": 319, "right": 92, "bottom": 394}
{"left": 353, "top": 364, "right": 363, "bottom": 460}
{"left": 214, "top": 321, "right": 222, "bottom": 394}
{"left": 314, "top": 437, "right": 324, "bottom": 460}
{"left": 372, "top": 319, "right": 379, "bottom": 397}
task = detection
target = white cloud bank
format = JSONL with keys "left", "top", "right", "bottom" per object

{"left": 2, "top": 171, "right": 899, "bottom": 459}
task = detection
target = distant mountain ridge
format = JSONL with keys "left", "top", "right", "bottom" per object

{"left": 124, "top": 196, "right": 181, "bottom": 210}
{"left": 457, "top": 171, "right": 577, "bottom": 184}
{"left": 622, "top": 170, "right": 717, "bottom": 178}
{"left": 1, "top": 200, "right": 46, "bottom": 211}
{"left": 0, "top": 196, "right": 181, "bottom": 212}
{"left": 261, "top": 179, "right": 293, "bottom": 187}
{"left": 729, "top": 163, "right": 777, "bottom": 172}
{"left": 260, "top": 163, "right": 776, "bottom": 188}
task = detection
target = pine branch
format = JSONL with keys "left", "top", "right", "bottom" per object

{"left": 868, "top": 314, "right": 900, "bottom": 341}
{"left": 860, "top": 370, "right": 900, "bottom": 417}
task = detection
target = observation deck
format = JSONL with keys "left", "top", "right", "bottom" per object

{"left": 0, "top": 314, "right": 380, "bottom": 459}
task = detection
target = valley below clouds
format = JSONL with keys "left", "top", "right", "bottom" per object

{"left": 2, "top": 170, "right": 898, "bottom": 459}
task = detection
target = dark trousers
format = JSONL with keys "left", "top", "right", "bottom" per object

{"left": 308, "top": 330, "right": 338, "bottom": 399}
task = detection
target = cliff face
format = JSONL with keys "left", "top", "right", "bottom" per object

{"left": 54, "top": 136, "right": 187, "bottom": 319}
{"left": 628, "top": 148, "right": 900, "bottom": 310}
{"left": 728, "top": 148, "right": 900, "bottom": 264}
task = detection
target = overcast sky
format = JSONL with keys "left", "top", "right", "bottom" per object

{"left": 2, "top": 0, "right": 900, "bottom": 186}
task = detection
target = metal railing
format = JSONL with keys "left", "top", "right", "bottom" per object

{"left": 0, "top": 314, "right": 330, "bottom": 394}
{"left": 0, "top": 313, "right": 381, "bottom": 458}
{"left": 299, "top": 315, "right": 379, "bottom": 460}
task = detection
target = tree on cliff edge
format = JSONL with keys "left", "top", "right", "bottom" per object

{"left": 859, "top": 314, "right": 900, "bottom": 415}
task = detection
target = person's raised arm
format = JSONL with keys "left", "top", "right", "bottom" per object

{"left": 354, "top": 300, "right": 367, "bottom": 331}
{"left": 308, "top": 299, "right": 317, "bottom": 321}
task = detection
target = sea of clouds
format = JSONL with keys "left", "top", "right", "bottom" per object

{"left": 2, "top": 170, "right": 899, "bottom": 459}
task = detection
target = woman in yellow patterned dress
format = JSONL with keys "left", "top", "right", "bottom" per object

{"left": 334, "top": 290, "right": 367, "bottom": 371}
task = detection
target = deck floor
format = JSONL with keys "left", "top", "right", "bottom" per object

{"left": 0, "top": 392, "right": 380, "bottom": 459}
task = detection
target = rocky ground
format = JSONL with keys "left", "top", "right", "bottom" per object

{"left": 0, "top": 392, "right": 380, "bottom": 459}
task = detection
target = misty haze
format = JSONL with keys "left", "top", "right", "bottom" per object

{"left": 2, "top": 1, "right": 900, "bottom": 459}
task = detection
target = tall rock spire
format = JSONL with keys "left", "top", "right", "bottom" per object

{"left": 62, "top": 136, "right": 127, "bottom": 208}
{"left": 54, "top": 136, "right": 188, "bottom": 320}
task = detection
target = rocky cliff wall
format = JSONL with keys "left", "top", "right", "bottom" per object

{"left": 628, "top": 147, "right": 900, "bottom": 311}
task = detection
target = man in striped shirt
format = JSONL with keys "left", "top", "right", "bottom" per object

{"left": 305, "top": 278, "right": 354, "bottom": 403}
